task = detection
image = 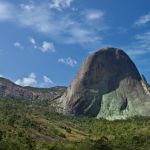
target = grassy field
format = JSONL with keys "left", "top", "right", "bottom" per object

{"left": 0, "top": 98, "right": 150, "bottom": 150}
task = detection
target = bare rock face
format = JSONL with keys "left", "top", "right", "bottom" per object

{"left": 57, "top": 48, "right": 150, "bottom": 120}
{"left": 0, "top": 77, "right": 66, "bottom": 101}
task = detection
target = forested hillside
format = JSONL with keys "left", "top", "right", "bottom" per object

{"left": 0, "top": 99, "right": 150, "bottom": 150}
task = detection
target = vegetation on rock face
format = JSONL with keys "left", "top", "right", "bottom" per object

{"left": 0, "top": 98, "right": 150, "bottom": 150}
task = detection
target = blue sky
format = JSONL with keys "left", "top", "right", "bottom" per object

{"left": 0, "top": 0, "right": 150, "bottom": 87}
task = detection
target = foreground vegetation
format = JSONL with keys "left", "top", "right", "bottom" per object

{"left": 0, "top": 99, "right": 150, "bottom": 150}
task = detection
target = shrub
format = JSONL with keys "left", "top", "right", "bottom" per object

{"left": 94, "top": 136, "right": 112, "bottom": 150}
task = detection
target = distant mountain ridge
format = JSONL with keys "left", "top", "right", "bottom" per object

{"left": 0, "top": 47, "right": 150, "bottom": 120}
{"left": 0, "top": 77, "right": 66, "bottom": 101}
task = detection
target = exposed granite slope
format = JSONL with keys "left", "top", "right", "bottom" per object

{"left": 56, "top": 48, "right": 150, "bottom": 120}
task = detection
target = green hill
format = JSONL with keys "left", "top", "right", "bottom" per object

{"left": 0, "top": 98, "right": 150, "bottom": 150}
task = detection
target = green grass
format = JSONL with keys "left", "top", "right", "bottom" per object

{"left": 0, "top": 98, "right": 150, "bottom": 150}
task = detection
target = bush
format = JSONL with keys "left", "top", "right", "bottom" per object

{"left": 94, "top": 136, "right": 112, "bottom": 150}
{"left": 65, "top": 127, "right": 71, "bottom": 133}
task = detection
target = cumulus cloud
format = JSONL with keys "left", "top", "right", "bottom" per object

{"left": 29, "top": 37, "right": 55, "bottom": 53}
{"left": 14, "top": 42, "right": 23, "bottom": 49}
{"left": 134, "top": 12, "right": 150, "bottom": 26}
{"left": 15, "top": 73, "right": 54, "bottom": 87}
{"left": 49, "top": 0, "right": 74, "bottom": 10}
{"left": 15, "top": 73, "right": 37, "bottom": 87}
{"left": 0, "top": 74, "right": 3, "bottom": 77}
{"left": 58, "top": 57, "right": 77, "bottom": 67}
{"left": 41, "top": 41, "right": 55, "bottom": 53}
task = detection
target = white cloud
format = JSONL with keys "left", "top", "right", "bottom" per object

{"left": 15, "top": 73, "right": 37, "bottom": 87}
{"left": 66, "top": 27, "right": 101, "bottom": 44}
{"left": 0, "top": 2, "right": 106, "bottom": 45}
{"left": 49, "top": 0, "right": 73, "bottom": 10}
{"left": 133, "top": 31, "right": 150, "bottom": 52}
{"left": 58, "top": 57, "right": 77, "bottom": 67}
{"left": 43, "top": 75, "right": 54, "bottom": 84}
{"left": 18, "top": 5, "right": 52, "bottom": 33}
{"left": 39, "top": 75, "right": 54, "bottom": 87}
{"left": 0, "top": 74, "right": 3, "bottom": 77}
{"left": 29, "top": 37, "right": 36, "bottom": 45}
{"left": 0, "top": 1, "right": 14, "bottom": 21}
{"left": 20, "top": 3, "right": 34, "bottom": 12}
{"left": 14, "top": 42, "right": 23, "bottom": 49}
{"left": 83, "top": 10, "right": 104, "bottom": 20}
{"left": 29, "top": 37, "right": 37, "bottom": 49}
{"left": 29, "top": 37, "right": 55, "bottom": 53}
{"left": 135, "top": 31, "right": 150, "bottom": 42}
{"left": 41, "top": 41, "right": 55, "bottom": 53}
{"left": 123, "top": 31, "right": 150, "bottom": 58}
{"left": 127, "top": 49, "right": 147, "bottom": 57}
{"left": 134, "top": 12, "right": 150, "bottom": 26}
{"left": 15, "top": 73, "right": 54, "bottom": 87}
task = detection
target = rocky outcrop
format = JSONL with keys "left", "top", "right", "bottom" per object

{"left": 0, "top": 77, "right": 66, "bottom": 101}
{"left": 56, "top": 48, "right": 150, "bottom": 120}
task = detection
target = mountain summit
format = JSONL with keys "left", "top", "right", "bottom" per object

{"left": 56, "top": 48, "right": 150, "bottom": 119}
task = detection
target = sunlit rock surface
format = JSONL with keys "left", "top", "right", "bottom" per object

{"left": 57, "top": 48, "right": 150, "bottom": 120}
